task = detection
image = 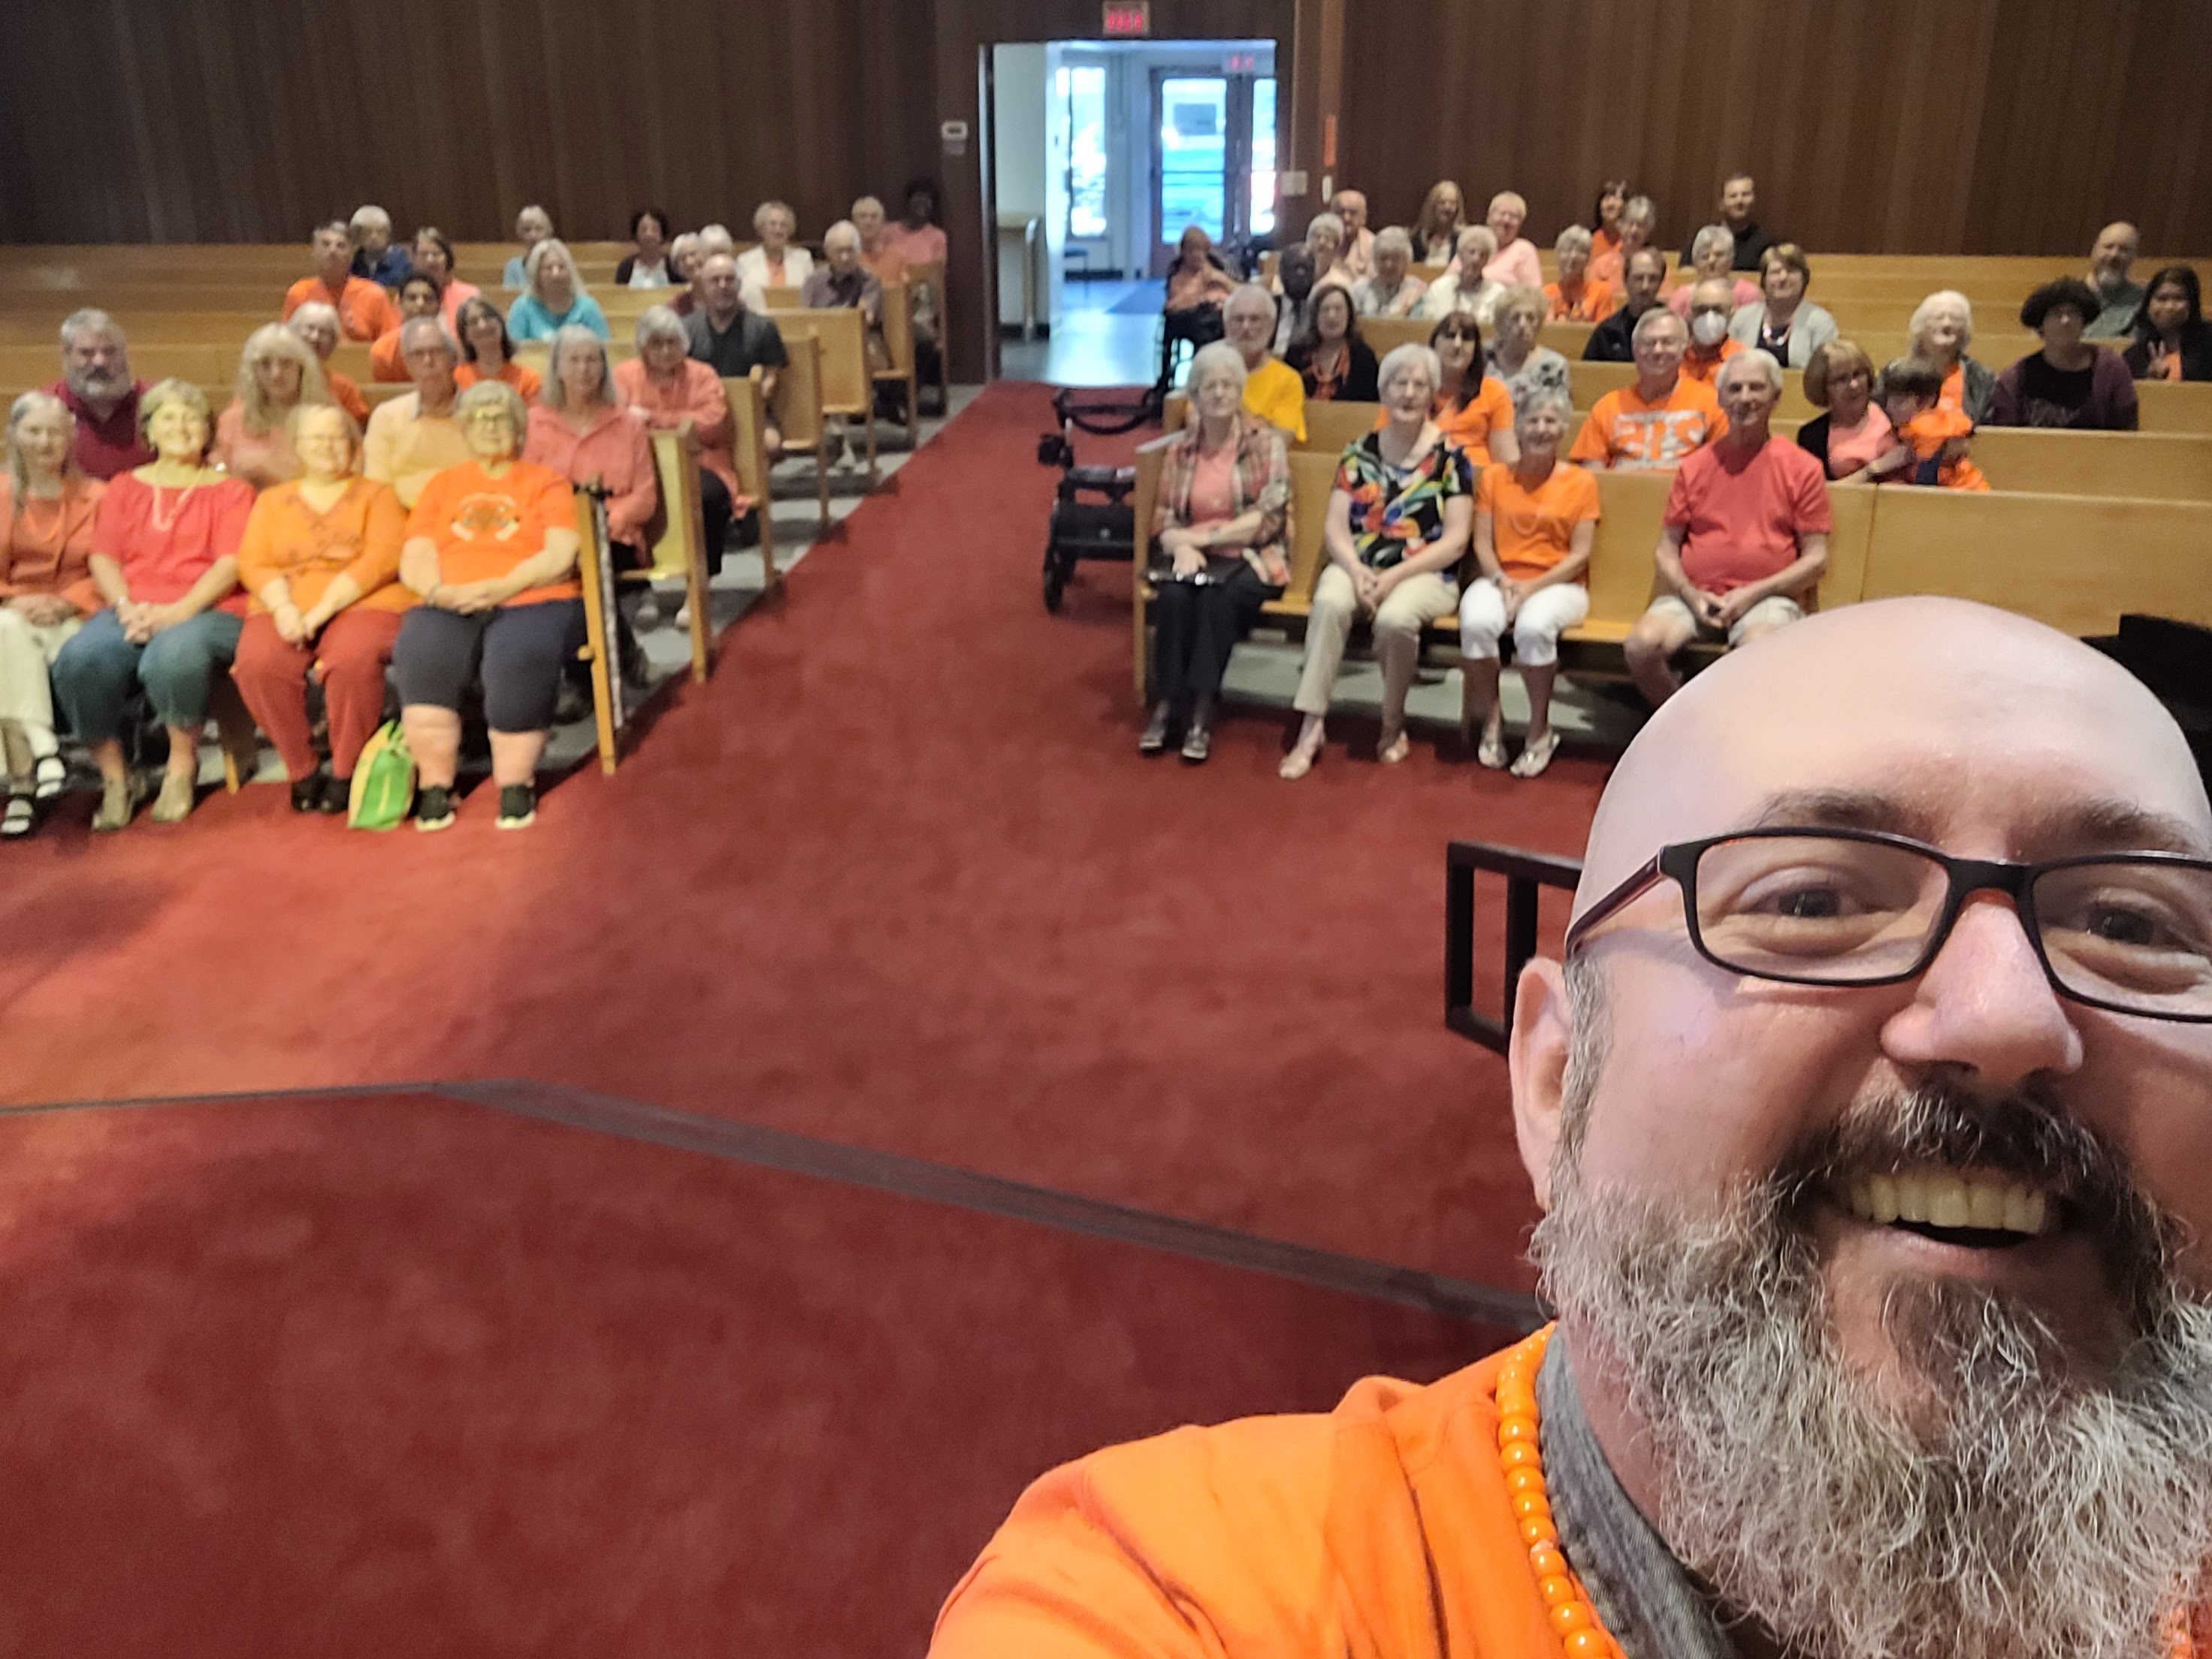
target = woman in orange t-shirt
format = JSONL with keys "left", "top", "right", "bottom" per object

{"left": 1588, "top": 178, "right": 1633, "bottom": 264}
{"left": 1427, "top": 314, "right": 1520, "bottom": 467}
{"left": 452, "top": 296, "right": 545, "bottom": 403}
{"left": 231, "top": 404, "right": 413, "bottom": 810}
{"left": 391, "top": 380, "right": 582, "bottom": 833}
{"left": 1545, "top": 225, "right": 1618, "bottom": 324}
{"left": 1458, "top": 387, "right": 1598, "bottom": 778}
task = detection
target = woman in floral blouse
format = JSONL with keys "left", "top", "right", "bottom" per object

{"left": 1280, "top": 343, "right": 1474, "bottom": 780}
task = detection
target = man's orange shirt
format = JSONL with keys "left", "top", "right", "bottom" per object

{"left": 235, "top": 477, "right": 414, "bottom": 614}
{"left": 1899, "top": 406, "right": 1990, "bottom": 491}
{"left": 1679, "top": 338, "right": 1743, "bottom": 384}
{"left": 1570, "top": 377, "right": 1726, "bottom": 470}
{"left": 403, "top": 461, "right": 579, "bottom": 604}
{"left": 932, "top": 1340, "right": 1567, "bottom": 1659}
{"left": 1544, "top": 280, "right": 1618, "bottom": 325}
{"left": 325, "top": 369, "right": 371, "bottom": 427}
{"left": 369, "top": 328, "right": 409, "bottom": 382}
{"left": 282, "top": 276, "right": 400, "bottom": 343}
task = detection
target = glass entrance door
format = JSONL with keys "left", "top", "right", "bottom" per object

{"left": 1151, "top": 70, "right": 1276, "bottom": 273}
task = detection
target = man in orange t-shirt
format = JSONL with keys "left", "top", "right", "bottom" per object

{"left": 282, "top": 222, "right": 401, "bottom": 343}
{"left": 930, "top": 597, "right": 2212, "bottom": 1659}
{"left": 1569, "top": 310, "right": 1726, "bottom": 470}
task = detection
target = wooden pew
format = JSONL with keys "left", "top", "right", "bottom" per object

{"left": 765, "top": 307, "right": 877, "bottom": 485}
{"left": 763, "top": 328, "right": 832, "bottom": 535}
{"left": 1966, "top": 428, "right": 2212, "bottom": 502}
{"left": 905, "top": 259, "right": 947, "bottom": 415}
{"left": 721, "top": 370, "right": 781, "bottom": 595}
{"left": 639, "top": 428, "right": 714, "bottom": 681}
{"left": 875, "top": 280, "right": 920, "bottom": 446}
{"left": 572, "top": 488, "right": 624, "bottom": 775}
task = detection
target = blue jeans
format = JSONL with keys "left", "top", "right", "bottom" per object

{"left": 52, "top": 606, "right": 243, "bottom": 743}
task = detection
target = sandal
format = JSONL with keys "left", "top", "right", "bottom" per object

{"left": 150, "top": 770, "right": 197, "bottom": 824}
{"left": 1476, "top": 722, "right": 1508, "bottom": 769}
{"left": 1511, "top": 731, "right": 1562, "bottom": 778}
{"left": 1377, "top": 733, "right": 1411, "bottom": 766}
{"left": 1278, "top": 745, "right": 1319, "bottom": 781}
{"left": 93, "top": 772, "right": 144, "bottom": 833}
{"left": 32, "top": 754, "right": 66, "bottom": 799}
{"left": 2, "top": 795, "right": 32, "bottom": 839}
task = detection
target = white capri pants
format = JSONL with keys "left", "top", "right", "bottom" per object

{"left": 1458, "top": 579, "right": 1591, "bottom": 669}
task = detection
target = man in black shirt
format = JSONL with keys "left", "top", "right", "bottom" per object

{"left": 1681, "top": 174, "right": 1774, "bottom": 272}
{"left": 1582, "top": 249, "right": 1670, "bottom": 362}
{"left": 684, "top": 254, "right": 788, "bottom": 390}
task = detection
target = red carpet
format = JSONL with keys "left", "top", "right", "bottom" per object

{"left": 0, "top": 382, "right": 1610, "bottom": 1286}
{"left": 0, "top": 1089, "right": 1518, "bottom": 1656}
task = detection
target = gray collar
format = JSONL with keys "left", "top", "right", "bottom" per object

{"left": 1537, "top": 1335, "right": 1742, "bottom": 1659}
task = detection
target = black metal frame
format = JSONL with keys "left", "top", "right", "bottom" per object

{"left": 1445, "top": 841, "right": 1584, "bottom": 1053}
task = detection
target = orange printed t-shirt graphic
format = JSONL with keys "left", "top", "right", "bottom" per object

{"left": 1478, "top": 461, "right": 1601, "bottom": 580}
{"left": 405, "top": 461, "right": 578, "bottom": 604}
{"left": 1570, "top": 378, "right": 1726, "bottom": 470}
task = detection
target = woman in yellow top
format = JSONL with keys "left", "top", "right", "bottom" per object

{"left": 391, "top": 381, "right": 582, "bottom": 833}
{"left": 212, "top": 325, "right": 329, "bottom": 491}
{"left": 230, "top": 404, "right": 413, "bottom": 813}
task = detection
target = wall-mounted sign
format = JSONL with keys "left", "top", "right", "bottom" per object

{"left": 1101, "top": 2, "right": 1150, "bottom": 37}
{"left": 940, "top": 118, "right": 969, "bottom": 157}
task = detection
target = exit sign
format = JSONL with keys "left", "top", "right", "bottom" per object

{"left": 1102, "top": 2, "right": 1150, "bottom": 36}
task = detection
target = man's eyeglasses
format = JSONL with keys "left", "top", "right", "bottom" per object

{"left": 1561, "top": 826, "right": 2212, "bottom": 1023}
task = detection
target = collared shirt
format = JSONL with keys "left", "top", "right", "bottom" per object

{"left": 684, "top": 308, "right": 789, "bottom": 380}
{"left": 49, "top": 379, "right": 153, "bottom": 479}
{"left": 2084, "top": 276, "right": 2147, "bottom": 340}
{"left": 351, "top": 246, "right": 414, "bottom": 290}
{"left": 801, "top": 265, "right": 884, "bottom": 328}
{"left": 1153, "top": 410, "right": 1290, "bottom": 582}
{"left": 361, "top": 391, "right": 473, "bottom": 509}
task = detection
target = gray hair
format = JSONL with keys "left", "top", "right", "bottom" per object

{"left": 1909, "top": 289, "right": 1976, "bottom": 350}
{"left": 823, "top": 219, "right": 861, "bottom": 254}
{"left": 1373, "top": 225, "right": 1413, "bottom": 261}
{"left": 287, "top": 301, "right": 340, "bottom": 346}
{"left": 669, "top": 231, "right": 701, "bottom": 267}
{"left": 455, "top": 377, "right": 528, "bottom": 440}
{"left": 1224, "top": 282, "right": 1277, "bottom": 322}
{"left": 58, "top": 307, "right": 124, "bottom": 350}
{"left": 1620, "top": 195, "right": 1657, "bottom": 230}
{"left": 541, "top": 324, "right": 615, "bottom": 411}
{"left": 1455, "top": 225, "right": 1498, "bottom": 264}
{"left": 1633, "top": 307, "right": 1687, "bottom": 347}
{"left": 1188, "top": 340, "right": 1248, "bottom": 394}
{"left": 751, "top": 201, "right": 795, "bottom": 237}
{"left": 1494, "top": 283, "right": 1546, "bottom": 325}
{"left": 285, "top": 397, "right": 361, "bottom": 455}
{"left": 7, "top": 389, "right": 77, "bottom": 506}
{"left": 636, "top": 304, "right": 690, "bottom": 351}
{"left": 1691, "top": 224, "right": 1737, "bottom": 265}
{"left": 697, "top": 223, "right": 736, "bottom": 258}
{"left": 397, "top": 314, "right": 458, "bottom": 358}
{"left": 1376, "top": 342, "right": 1442, "bottom": 400}
{"left": 1515, "top": 385, "right": 1576, "bottom": 426}
{"left": 1720, "top": 347, "right": 1784, "bottom": 392}
{"left": 349, "top": 204, "right": 391, "bottom": 236}
{"left": 1555, "top": 224, "right": 1594, "bottom": 258}
{"left": 525, "top": 237, "right": 588, "bottom": 301}
{"left": 1306, "top": 211, "right": 1345, "bottom": 248}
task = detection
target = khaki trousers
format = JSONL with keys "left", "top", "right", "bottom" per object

{"left": 1292, "top": 564, "right": 1458, "bottom": 740}
{"left": 0, "top": 607, "right": 81, "bottom": 778}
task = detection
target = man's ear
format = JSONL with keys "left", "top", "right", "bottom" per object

{"left": 1508, "top": 956, "right": 1573, "bottom": 1212}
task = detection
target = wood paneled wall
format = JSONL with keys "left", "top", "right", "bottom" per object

{"left": 1339, "top": 0, "right": 2212, "bottom": 261}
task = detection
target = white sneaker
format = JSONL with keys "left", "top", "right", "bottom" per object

{"left": 673, "top": 602, "right": 691, "bottom": 630}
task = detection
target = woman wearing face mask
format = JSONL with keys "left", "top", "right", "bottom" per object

{"left": 1987, "top": 279, "right": 2139, "bottom": 430}
{"left": 1904, "top": 290, "right": 1997, "bottom": 425}
{"left": 1141, "top": 343, "right": 1292, "bottom": 765}
{"left": 1725, "top": 244, "right": 1837, "bottom": 368}
{"left": 1485, "top": 287, "right": 1571, "bottom": 414}
{"left": 2122, "top": 267, "right": 2212, "bottom": 382}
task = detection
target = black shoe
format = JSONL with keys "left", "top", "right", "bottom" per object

{"left": 319, "top": 774, "right": 351, "bottom": 815}
{"left": 495, "top": 783, "right": 537, "bottom": 830}
{"left": 1180, "top": 722, "right": 1212, "bottom": 764}
{"left": 1139, "top": 703, "right": 1174, "bottom": 755}
{"left": 415, "top": 784, "right": 457, "bottom": 833}
{"left": 289, "top": 775, "right": 324, "bottom": 813}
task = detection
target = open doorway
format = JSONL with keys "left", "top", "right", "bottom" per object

{"left": 992, "top": 37, "right": 1277, "bottom": 385}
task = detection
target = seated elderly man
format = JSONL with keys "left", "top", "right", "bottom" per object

{"left": 2081, "top": 220, "right": 2144, "bottom": 340}
{"left": 1681, "top": 171, "right": 1773, "bottom": 268}
{"left": 348, "top": 204, "right": 412, "bottom": 289}
{"left": 1350, "top": 228, "right": 1426, "bottom": 319}
{"left": 286, "top": 303, "right": 373, "bottom": 428}
{"left": 1221, "top": 283, "right": 1306, "bottom": 443}
{"left": 1268, "top": 243, "right": 1318, "bottom": 355}
{"left": 47, "top": 310, "right": 153, "bottom": 479}
{"left": 1681, "top": 278, "right": 1747, "bottom": 383}
{"left": 1570, "top": 308, "right": 1726, "bottom": 470}
{"left": 802, "top": 221, "right": 886, "bottom": 352}
{"left": 1581, "top": 247, "right": 1670, "bottom": 362}
{"left": 1327, "top": 189, "right": 1374, "bottom": 280}
{"left": 930, "top": 593, "right": 2212, "bottom": 1659}
{"left": 362, "top": 317, "right": 472, "bottom": 510}
{"left": 1624, "top": 350, "right": 1829, "bottom": 705}
{"left": 851, "top": 195, "right": 908, "bottom": 287}
{"left": 283, "top": 222, "right": 401, "bottom": 343}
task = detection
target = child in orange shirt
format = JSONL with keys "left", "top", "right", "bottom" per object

{"left": 1871, "top": 360, "right": 1990, "bottom": 491}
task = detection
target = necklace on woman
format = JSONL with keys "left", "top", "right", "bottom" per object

{"left": 147, "top": 480, "right": 193, "bottom": 533}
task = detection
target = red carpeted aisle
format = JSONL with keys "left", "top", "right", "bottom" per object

{"left": 0, "top": 382, "right": 1609, "bottom": 1287}
{"left": 0, "top": 1090, "right": 1516, "bottom": 1657}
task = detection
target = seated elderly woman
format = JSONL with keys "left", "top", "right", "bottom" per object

{"left": 286, "top": 303, "right": 371, "bottom": 428}
{"left": 737, "top": 201, "right": 814, "bottom": 311}
{"left": 615, "top": 306, "right": 745, "bottom": 579}
{"left": 1280, "top": 343, "right": 1475, "bottom": 781}
{"left": 369, "top": 271, "right": 449, "bottom": 382}
{"left": 1160, "top": 225, "right": 1239, "bottom": 385}
{"left": 1426, "top": 315, "right": 1518, "bottom": 467}
{"left": 503, "top": 205, "right": 553, "bottom": 289}
{"left": 2124, "top": 265, "right": 2212, "bottom": 382}
{"left": 1419, "top": 227, "right": 1503, "bottom": 322}
{"left": 1544, "top": 227, "right": 1616, "bottom": 322}
{"left": 1412, "top": 180, "right": 1466, "bottom": 264}
{"left": 1905, "top": 289, "right": 1996, "bottom": 423}
{"left": 0, "top": 392, "right": 105, "bottom": 836}
{"left": 391, "top": 381, "right": 585, "bottom": 833}
{"left": 1794, "top": 340, "right": 1893, "bottom": 481}
{"left": 1458, "top": 387, "right": 1600, "bottom": 778}
{"left": 1481, "top": 192, "right": 1543, "bottom": 291}
{"left": 1987, "top": 279, "right": 2139, "bottom": 430}
{"left": 1668, "top": 226, "right": 1760, "bottom": 317}
{"left": 1288, "top": 284, "right": 1379, "bottom": 403}
{"left": 1485, "top": 285, "right": 1571, "bottom": 412}
{"left": 508, "top": 240, "right": 611, "bottom": 343}
{"left": 1304, "top": 212, "right": 1351, "bottom": 287}
{"left": 1351, "top": 228, "right": 1427, "bottom": 319}
{"left": 1141, "top": 342, "right": 1292, "bottom": 764}
{"left": 615, "top": 209, "right": 674, "bottom": 289}
{"left": 523, "top": 325, "right": 657, "bottom": 571}
{"left": 1726, "top": 243, "right": 1838, "bottom": 367}
{"left": 51, "top": 379, "right": 253, "bottom": 830}
{"left": 230, "top": 405, "right": 412, "bottom": 813}
{"left": 410, "top": 227, "right": 481, "bottom": 331}
{"left": 666, "top": 234, "right": 703, "bottom": 315}
{"left": 452, "top": 296, "right": 545, "bottom": 402}
{"left": 213, "top": 324, "right": 330, "bottom": 491}
{"left": 1586, "top": 193, "right": 1656, "bottom": 294}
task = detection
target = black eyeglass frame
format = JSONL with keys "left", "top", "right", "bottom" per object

{"left": 1561, "top": 824, "right": 2212, "bottom": 1023}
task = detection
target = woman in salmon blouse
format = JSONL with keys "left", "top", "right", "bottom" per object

{"left": 1426, "top": 314, "right": 1519, "bottom": 467}
{"left": 51, "top": 379, "right": 252, "bottom": 829}
{"left": 229, "top": 404, "right": 412, "bottom": 814}
{"left": 614, "top": 305, "right": 743, "bottom": 576}
{"left": 369, "top": 273, "right": 449, "bottom": 382}
{"left": 213, "top": 325, "right": 329, "bottom": 491}
{"left": 1794, "top": 340, "right": 1895, "bottom": 482}
{"left": 453, "top": 297, "right": 544, "bottom": 403}
{"left": 0, "top": 392, "right": 104, "bottom": 835}
{"left": 392, "top": 381, "right": 584, "bottom": 833}
{"left": 523, "top": 325, "right": 657, "bottom": 570}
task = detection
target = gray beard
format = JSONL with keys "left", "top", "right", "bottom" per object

{"left": 68, "top": 366, "right": 130, "bottom": 404}
{"left": 1530, "top": 984, "right": 2212, "bottom": 1659}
